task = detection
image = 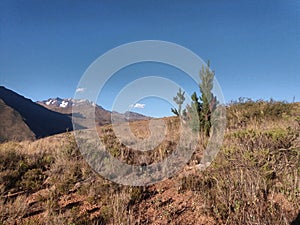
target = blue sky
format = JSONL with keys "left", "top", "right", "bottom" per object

{"left": 0, "top": 0, "right": 299, "bottom": 117}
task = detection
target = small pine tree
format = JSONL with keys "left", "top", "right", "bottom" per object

{"left": 182, "top": 61, "right": 217, "bottom": 136}
{"left": 199, "top": 61, "right": 217, "bottom": 136}
{"left": 186, "top": 92, "right": 201, "bottom": 131}
{"left": 171, "top": 88, "right": 185, "bottom": 116}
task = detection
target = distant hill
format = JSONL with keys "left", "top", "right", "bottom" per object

{"left": 0, "top": 86, "right": 74, "bottom": 142}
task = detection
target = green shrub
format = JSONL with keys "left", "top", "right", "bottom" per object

{"left": 19, "top": 168, "right": 45, "bottom": 192}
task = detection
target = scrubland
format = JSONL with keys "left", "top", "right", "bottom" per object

{"left": 0, "top": 100, "right": 299, "bottom": 224}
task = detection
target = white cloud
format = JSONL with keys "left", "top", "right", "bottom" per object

{"left": 76, "top": 87, "right": 85, "bottom": 93}
{"left": 130, "top": 103, "right": 145, "bottom": 109}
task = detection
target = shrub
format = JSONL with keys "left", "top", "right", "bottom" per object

{"left": 19, "top": 168, "right": 45, "bottom": 192}
{"left": 227, "top": 99, "right": 293, "bottom": 129}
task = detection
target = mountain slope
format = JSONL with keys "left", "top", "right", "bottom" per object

{"left": 0, "top": 86, "right": 73, "bottom": 139}
{"left": 0, "top": 99, "right": 35, "bottom": 142}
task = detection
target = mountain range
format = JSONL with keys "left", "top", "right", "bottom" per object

{"left": 0, "top": 86, "right": 149, "bottom": 142}
{"left": 37, "top": 97, "right": 150, "bottom": 125}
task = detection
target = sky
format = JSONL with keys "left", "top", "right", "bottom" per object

{"left": 0, "top": 0, "right": 299, "bottom": 117}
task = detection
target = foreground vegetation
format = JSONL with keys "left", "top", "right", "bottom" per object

{"left": 0, "top": 100, "right": 299, "bottom": 224}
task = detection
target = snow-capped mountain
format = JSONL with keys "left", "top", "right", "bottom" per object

{"left": 37, "top": 97, "right": 150, "bottom": 127}
{"left": 40, "top": 97, "right": 96, "bottom": 109}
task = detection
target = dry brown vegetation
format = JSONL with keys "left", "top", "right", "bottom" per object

{"left": 97, "top": 117, "right": 183, "bottom": 166}
{"left": 0, "top": 100, "right": 299, "bottom": 224}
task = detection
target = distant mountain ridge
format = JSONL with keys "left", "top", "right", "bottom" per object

{"left": 38, "top": 97, "right": 97, "bottom": 109}
{"left": 0, "top": 86, "right": 74, "bottom": 141}
{"left": 0, "top": 86, "right": 150, "bottom": 142}
{"left": 38, "top": 97, "right": 151, "bottom": 126}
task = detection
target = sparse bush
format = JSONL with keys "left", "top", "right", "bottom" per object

{"left": 0, "top": 144, "right": 51, "bottom": 194}
{"left": 231, "top": 128, "right": 298, "bottom": 150}
{"left": 191, "top": 128, "right": 300, "bottom": 224}
{"left": 227, "top": 99, "right": 293, "bottom": 129}
{"left": 180, "top": 174, "right": 202, "bottom": 192}
{"left": 19, "top": 168, "right": 45, "bottom": 192}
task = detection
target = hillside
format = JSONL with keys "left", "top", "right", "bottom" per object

{"left": 0, "top": 99, "right": 35, "bottom": 142}
{"left": 0, "top": 86, "right": 73, "bottom": 140}
{"left": 0, "top": 87, "right": 150, "bottom": 143}
{"left": 0, "top": 100, "right": 299, "bottom": 224}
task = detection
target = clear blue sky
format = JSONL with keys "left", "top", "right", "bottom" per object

{"left": 0, "top": 0, "right": 299, "bottom": 117}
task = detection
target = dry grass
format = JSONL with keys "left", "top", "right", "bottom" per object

{"left": 97, "top": 117, "right": 185, "bottom": 166}
{"left": 180, "top": 100, "right": 300, "bottom": 225}
{"left": 0, "top": 100, "right": 299, "bottom": 224}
